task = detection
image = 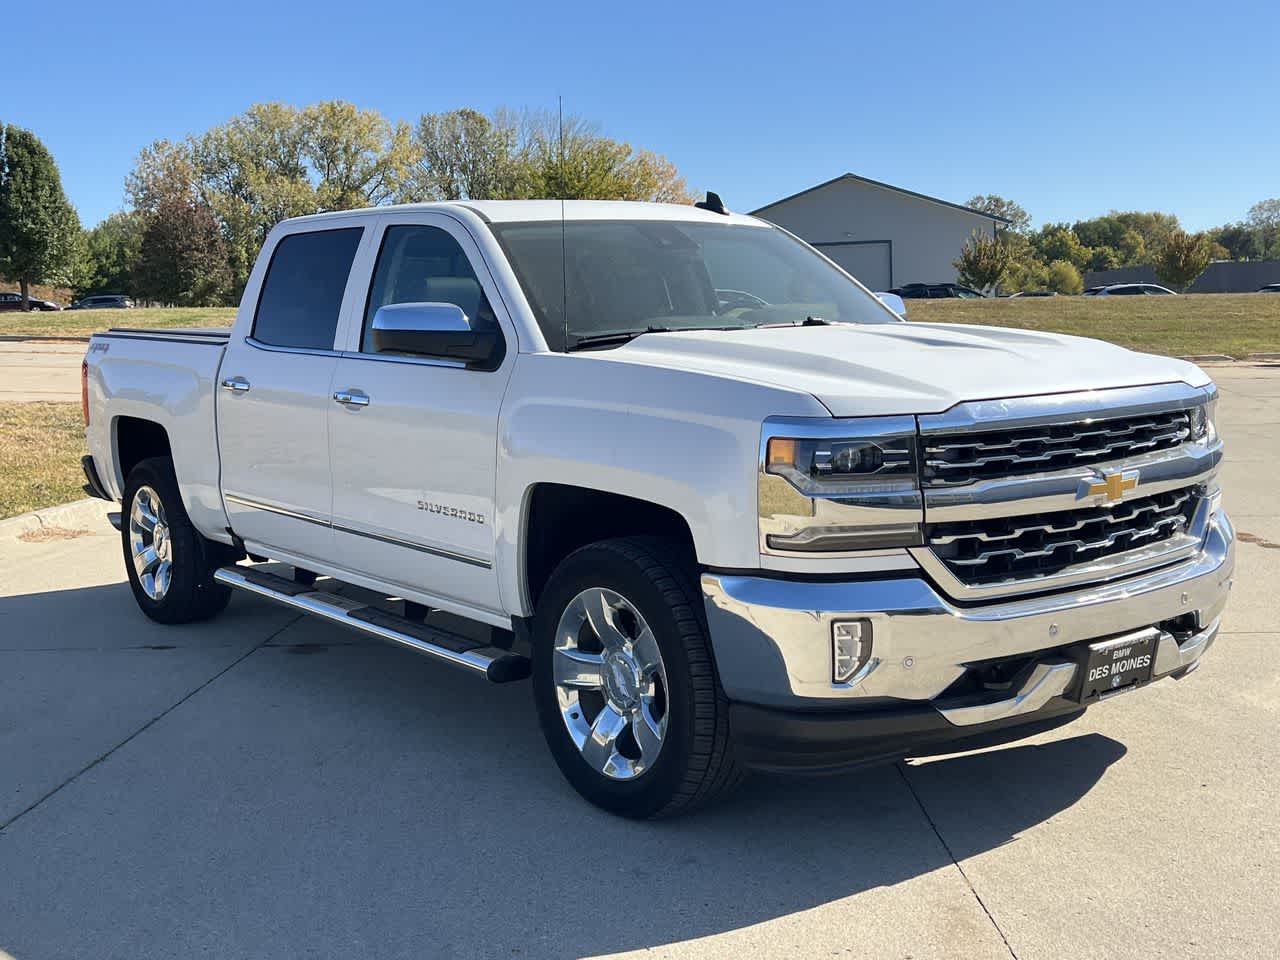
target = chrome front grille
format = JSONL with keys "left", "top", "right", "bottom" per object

{"left": 922, "top": 408, "right": 1194, "bottom": 487}
{"left": 926, "top": 488, "right": 1200, "bottom": 587}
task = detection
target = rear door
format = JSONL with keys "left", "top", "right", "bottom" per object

{"left": 217, "top": 221, "right": 368, "bottom": 563}
{"left": 325, "top": 210, "right": 517, "bottom": 614}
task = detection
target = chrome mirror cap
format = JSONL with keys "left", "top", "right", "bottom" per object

{"left": 371, "top": 301, "right": 470, "bottom": 334}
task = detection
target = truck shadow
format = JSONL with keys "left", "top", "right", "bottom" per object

{"left": 0, "top": 582, "right": 1126, "bottom": 959}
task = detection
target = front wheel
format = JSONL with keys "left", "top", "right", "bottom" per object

{"left": 122, "top": 457, "right": 232, "bottom": 624}
{"left": 531, "top": 537, "right": 741, "bottom": 818}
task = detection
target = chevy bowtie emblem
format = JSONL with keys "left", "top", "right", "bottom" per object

{"left": 1080, "top": 469, "right": 1140, "bottom": 502}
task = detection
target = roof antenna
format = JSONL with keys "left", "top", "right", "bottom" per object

{"left": 695, "top": 191, "right": 729, "bottom": 215}
{"left": 558, "top": 95, "right": 568, "bottom": 350}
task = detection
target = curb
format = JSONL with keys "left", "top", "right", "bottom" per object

{"left": 1244, "top": 352, "right": 1280, "bottom": 363}
{"left": 0, "top": 335, "right": 91, "bottom": 343}
{"left": 0, "top": 498, "right": 114, "bottom": 540}
{"left": 1178, "top": 354, "right": 1237, "bottom": 363}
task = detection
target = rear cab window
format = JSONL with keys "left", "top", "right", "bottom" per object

{"left": 252, "top": 227, "right": 363, "bottom": 350}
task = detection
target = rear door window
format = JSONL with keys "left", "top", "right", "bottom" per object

{"left": 253, "top": 227, "right": 363, "bottom": 350}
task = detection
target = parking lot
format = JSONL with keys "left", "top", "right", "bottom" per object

{"left": 1, "top": 363, "right": 1277, "bottom": 960}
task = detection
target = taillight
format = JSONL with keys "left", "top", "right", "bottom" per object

{"left": 81, "top": 360, "right": 90, "bottom": 425}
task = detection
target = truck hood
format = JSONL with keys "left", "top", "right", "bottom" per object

{"left": 609, "top": 322, "right": 1211, "bottom": 417}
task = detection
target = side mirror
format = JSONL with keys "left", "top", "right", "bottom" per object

{"left": 875, "top": 292, "right": 907, "bottom": 318}
{"left": 370, "top": 302, "right": 504, "bottom": 369}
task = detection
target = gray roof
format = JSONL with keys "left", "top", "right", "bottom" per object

{"left": 750, "top": 173, "right": 1012, "bottom": 224}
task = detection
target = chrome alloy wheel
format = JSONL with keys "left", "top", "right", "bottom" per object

{"left": 553, "top": 587, "right": 670, "bottom": 780}
{"left": 129, "top": 485, "right": 173, "bottom": 601}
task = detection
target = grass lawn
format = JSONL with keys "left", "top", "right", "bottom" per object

{"left": 0, "top": 402, "right": 87, "bottom": 519}
{"left": 3, "top": 295, "right": 1279, "bottom": 358}
{"left": 0, "top": 306, "right": 234, "bottom": 340}
{"left": 906, "top": 293, "right": 1280, "bottom": 358}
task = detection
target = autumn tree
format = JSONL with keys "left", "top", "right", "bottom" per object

{"left": 954, "top": 230, "right": 1012, "bottom": 292}
{"left": 0, "top": 125, "right": 82, "bottom": 308}
{"left": 965, "top": 194, "right": 1031, "bottom": 234}
{"left": 1153, "top": 230, "right": 1214, "bottom": 291}
{"left": 407, "top": 108, "right": 526, "bottom": 200}
{"left": 1046, "top": 259, "right": 1083, "bottom": 295}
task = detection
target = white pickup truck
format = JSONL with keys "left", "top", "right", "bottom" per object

{"left": 82, "top": 199, "right": 1234, "bottom": 818}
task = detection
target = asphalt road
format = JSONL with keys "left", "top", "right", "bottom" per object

{"left": 0, "top": 341, "right": 84, "bottom": 403}
{"left": 1, "top": 364, "right": 1277, "bottom": 959}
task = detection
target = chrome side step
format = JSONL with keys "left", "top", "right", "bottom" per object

{"left": 214, "top": 566, "right": 530, "bottom": 683}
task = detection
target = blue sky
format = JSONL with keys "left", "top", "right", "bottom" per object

{"left": 7, "top": 0, "right": 1277, "bottom": 231}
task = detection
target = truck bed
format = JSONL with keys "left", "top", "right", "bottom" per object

{"left": 85, "top": 325, "right": 231, "bottom": 539}
{"left": 101, "top": 327, "right": 232, "bottom": 343}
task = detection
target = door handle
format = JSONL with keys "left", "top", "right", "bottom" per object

{"left": 220, "top": 376, "right": 251, "bottom": 393}
{"left": 333, "top": 389, "right": 370, "bottom": 408}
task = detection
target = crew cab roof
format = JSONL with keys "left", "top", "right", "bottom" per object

{"left": 276, "top": 199, "right": 765, "bottom": 229}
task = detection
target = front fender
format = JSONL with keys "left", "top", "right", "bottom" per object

{"left": 494, "top": 352, "right": 828, "bottom": 615}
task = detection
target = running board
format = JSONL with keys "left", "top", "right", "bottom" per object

{"left": 214, "top": 566, "right": 530, "bottom": 683}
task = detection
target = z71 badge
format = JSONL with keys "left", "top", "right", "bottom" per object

{"left": 417, "top": 500, "right": 486, "bottom": 524}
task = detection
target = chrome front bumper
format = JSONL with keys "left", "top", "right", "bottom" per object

{"left": 702, "top": 510, "right": 1234, "bottom": 720}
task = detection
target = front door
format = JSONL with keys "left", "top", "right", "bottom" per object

{"left": 218, "top": 222, "right": 366, "bottom": 562}
{"left": 326, "top": 213, "right": 517, "bottom": 614}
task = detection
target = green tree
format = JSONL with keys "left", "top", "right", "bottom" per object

{"left": 133, "top": 195, "right": 232, "bottom": 306}
{"left": 1245, "top": 198, "right": 1280, "bottom": 258}
{"left": 965, "top": 194, "right": 1031, "bottom": 233}
{"left": 1153, "top": 230, "right": 1213, "bottom": 291}
{"left": 0, "top": 125, "right": 82, "bottom": 308}
{"left": 953, "top": 230, "right": 1012, "bottom": 291}
{"left": 1046, "top": 259, "right": 1083, "bottom": 295}
{"left": 1033, "top": 225, "right": 1090, "bottom": 269}
{"left": 82, "top": 210, "right": 145, "bottom": 295}
{"left": 1086, "top": 246, "right": 1121, "bottom": 272}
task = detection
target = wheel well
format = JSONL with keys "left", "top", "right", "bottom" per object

{"left": 523, "top": 484, "right": 697, "bottom": 608}
{"left": 114, "top": 417, "right": 172, "bottom": 485}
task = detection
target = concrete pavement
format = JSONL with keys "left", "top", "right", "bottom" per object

{"left": 0, "top": 365, "right": 1277, "bottom": 959}
{"left": 0, "top": 342, "right": 84, "bottom": 402}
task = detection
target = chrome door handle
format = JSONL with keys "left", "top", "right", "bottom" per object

{"left": 220, "top": 376, "right": 251, "bottom": 393}
{"left": 333, "top": 389, "right": 370, "bottom": 407}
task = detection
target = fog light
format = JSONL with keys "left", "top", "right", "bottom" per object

{"left": 832, "top": 619, "right": 872, "bottom": 683}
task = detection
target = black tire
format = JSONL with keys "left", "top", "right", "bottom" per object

{"left": 531, "top": 537, "right": 742, "bottom": 818}
{"left": 121, "top": 456, "right": 233, "bottom": 624}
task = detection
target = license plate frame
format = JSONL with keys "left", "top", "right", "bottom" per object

{"left": 1069, "top": 628, "right": 1159, "bottom": 703}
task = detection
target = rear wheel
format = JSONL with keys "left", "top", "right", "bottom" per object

{"left": 531, "top": 537, "right": 742, "bottom": 818}
{"left": 122, "top": 457, "right": 232, "bottom": 623}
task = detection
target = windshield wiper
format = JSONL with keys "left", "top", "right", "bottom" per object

{"left": 569, "top": 326, "right": 672, "bottom": 351}
{"left": 754, "top": 315, "right": 832, "bottom": 330}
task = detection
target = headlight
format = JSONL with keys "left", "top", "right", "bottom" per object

{"left": 759, "top": 417, "right": 923, "bottom": 554}
{"left": 1189, "top": 396, "right": 1217, "bottom": 444}
{"left": 765, "top": 436, "right": 916, "bottom": 496}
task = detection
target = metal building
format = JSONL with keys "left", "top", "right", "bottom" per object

{"left": 751, "top": 173, "right": 1009, "bottom": 290}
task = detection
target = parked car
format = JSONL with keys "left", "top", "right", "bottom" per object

{"left": 889, "top": 282, "right": 986, "bottom": 299}
{"left": 1008, "top": 290, "right": 1057, "bottom": 298}
{"left": 874, "top": 291, "right": 907, "bottom": 316}
{"left": 0, "top": 292, "right": 62, "bottom": 311}
{"left": 1083, "top": 283, "right": 1177, "bottom": 296}
{"left": 82, "top": 200, "right": 1232, "bottom": 818}
{"left": 68, "top": 295, "right": 135, "bottom": 310}
{"left": 1257, "top": 283, "right": 1280, "bottom": 293}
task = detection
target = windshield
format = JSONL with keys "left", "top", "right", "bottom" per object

{"left": 489, "top": 219, "right": 898, "bottom": 351}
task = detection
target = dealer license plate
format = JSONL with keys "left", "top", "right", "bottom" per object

{"left": 1072, "top": 630, "right": 1158, "bottom": 702}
